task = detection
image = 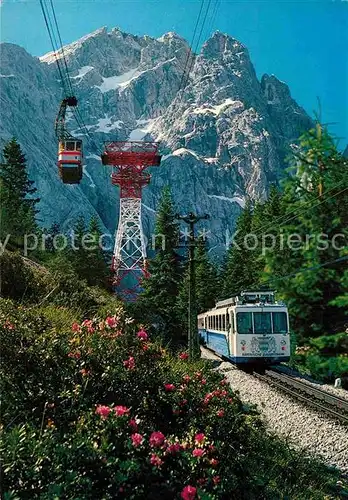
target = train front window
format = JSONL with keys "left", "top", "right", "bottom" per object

{"left": 236, "top": 312, "right": 253, "bottom": 334}
{"left": 254, "top": 312, "right": 271, "bottom": 334}
{"left": 272, "top": 312, "right": 287, "bottom": 333}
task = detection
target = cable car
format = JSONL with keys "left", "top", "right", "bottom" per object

{"left": 57, "top": 138, "right": 83, "bottom": 184}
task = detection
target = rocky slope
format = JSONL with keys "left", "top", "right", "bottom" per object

{"left": 0, "top": 27, "right": 313, "bottom": 254}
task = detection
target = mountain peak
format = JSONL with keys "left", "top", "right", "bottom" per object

{"left": 201, "top": 31, "right": 248, "bottom": 59}
{"left": 157, "top": 31, "right": 185, "bottom": 42}
{"left": 40, "top": 27, "right": 107, "bottom": 63}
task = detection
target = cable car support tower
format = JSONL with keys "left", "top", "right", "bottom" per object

{"left": 101, "top": 141, "right": 161, "bottom": 301}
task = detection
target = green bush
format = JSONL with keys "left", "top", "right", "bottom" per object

{"left": 0, "top": 301, "right": 344, "bottom": 499}
{"left": 294, "top": 332, "right": 348, "bottom": 383}
{"left": 0, "top": 251, "right": 122, "bottom": 317}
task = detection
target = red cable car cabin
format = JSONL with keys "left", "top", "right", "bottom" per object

{"left": 57, "top": 139, "right": 83, "bottom": 184}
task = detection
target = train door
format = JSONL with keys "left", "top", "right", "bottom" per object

{"left": 228, "top": 308, "right": 235, "bottom": 356}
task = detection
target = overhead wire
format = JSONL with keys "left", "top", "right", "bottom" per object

{"left": 250, "top": 181, "right": 348, "bottom": 240}
{"left": 176, "top": 0, "right": 206, "bottom": 97}
{"left": 251, "top": 255, "right": 348, "bottom": 291}
{"left": 179, "top": 0, "right": 213, "bottom": 97}
{"left": 40, "top": 0, "right": 104, "bottom": 158}
{"left": 39, "top": 0, "right": 67, "bottom": 94}
{"left": 48, "top": 0, "right": 74, "bottom": 97}
{"left": 207, "top": 0, "right": 220, "bottom": 35}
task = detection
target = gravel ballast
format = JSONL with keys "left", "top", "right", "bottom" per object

{"left": 201, "top": 347, "right": 348, "bottom": 473}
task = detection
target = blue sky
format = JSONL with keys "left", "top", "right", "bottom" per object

{"left": 1, "top": 0, "right": 347, "bottom": 146}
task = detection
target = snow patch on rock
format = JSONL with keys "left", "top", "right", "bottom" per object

{"left": 97, "top": 68, "right": 141, "bottom": 93}
{"left": 83, "top": 165, "right": 96, "bottom": 188}
{"left": 71, "top": 66, "right": 94, "bottom": 79}
{"left": 208, "top": 194, "right": 245, "bottom": 208}
{"left": 192, "top": 98, "right": 240, "bottom": 116}
{"left": 128, "top": 118, "right": 157, "bottom": 140}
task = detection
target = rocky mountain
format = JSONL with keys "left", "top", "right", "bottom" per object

{"left": 0, "top": 27, "right": 313, "bottom": 254}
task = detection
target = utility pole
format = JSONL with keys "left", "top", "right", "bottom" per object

{"left": 175, "top": 212, "right": 210, "bottom": 359}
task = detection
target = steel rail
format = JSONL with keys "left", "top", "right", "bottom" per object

{"left": 254, "top": 370, "right": 348, "bottom": 425}
{"left": 201, "top": 347, "right": 348, "bottom": 424}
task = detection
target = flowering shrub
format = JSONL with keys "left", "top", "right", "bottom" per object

{"left": 1, "top": 298, "right": 344, "bottom": 498}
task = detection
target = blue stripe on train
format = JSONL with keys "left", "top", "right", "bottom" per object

{"left": 199, "top": 329, "right": 230, "bottom": 357}
{"left": 199, "top": 329, "right": 290, "bottom": 364}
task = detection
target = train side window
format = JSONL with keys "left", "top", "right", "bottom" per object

{"left": 218, "top": 315, "right": 221, "bottom": 331}
{"left": 222, "top": 315, "right": 225, "bottom": 331}
{"left": 272, "top": 312, "right": 287, "bottom": 333}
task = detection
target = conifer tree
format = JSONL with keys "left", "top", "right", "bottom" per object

{"left": 222, "top": 200, "right": 258, "bottom": 297}
{"left": 138, "top": 187, "right": 182, "bottom": 345}
{"left": 0, "top": 138, "right": 39, "bottom": 242}
{"left": 85, "top": 216, "right": 110, "bottom": 287}
{"left": 265, "top": 123, "right": 348, "bottom": 340}
{"left": 68, "top": 216, "right": 90, "bottom": 283}
{"left": 177, "top": 237, "right": 219, "bottom": 331}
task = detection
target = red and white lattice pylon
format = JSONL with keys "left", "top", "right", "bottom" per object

{"left": 101, "top": 141, "right": 161, "bottom": 300}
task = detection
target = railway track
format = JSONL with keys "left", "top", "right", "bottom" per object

{"left": 201, "top": 346, "right": 348, "bottom": 424}
{"left": 253, "top": 368, "right": 348, "bottom": 425}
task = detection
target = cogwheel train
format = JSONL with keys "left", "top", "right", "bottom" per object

{"left": 198, "top": 290, "right": 291, "bottom": 365}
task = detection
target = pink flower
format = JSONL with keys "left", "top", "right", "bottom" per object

{"left": 192, "top": 448, "right": 204, "bottom": 458}
{"left": 106, "top": 316, "right": 118, "bottom": 328}
{"left": 131, "top": 433, "right": 144, "bottom": 447}
{"left": 195, "top": 371, "right": 202, "bottom": 379}
{"left": 166, "top": 443, "right": 181, "bottom": 454}
{"left": 142, "top": 343, "right": 149, "bottom": 351}
{"left": 81, "top": 319, "right": 95, "bottom": 333}
{"left": 220, "top": 378, "right": 228, "bottom": 386}
{"left": 179, "top": 352, "right": 189, "bottom": 360}
{"left": 201, "top": 378, "right": 207, "bottom": 385}
{"left": 210, "top": 458, "right": 219, "bottom": 467}
{"left": 149, "top": 431, "right": 165, "bottom": 448}
{"left": 179, "top": 399, "right": 188, "bottom": 407}
{"left": 137, "top": 329, "right": 148, "bottom": 341}
{"left": 183, "top": 375, "right": 191, "bottom": 383}
{"left": 4, "top": 320, "right": 15, "bottom": 330}
{"left": 213, "top": 476, "right": 220, "bottom": 485}
{"left": 114, "top": 405, "right": 130, "bottom": 417}
{"left": 150, "top": 453, "right": 163, "bottom": 467}
{"left": 181, "top": 485, "right": 197, "bottom": 500}
{"left": 216, "top": 409, "right": 225, "bottom": 418}
{"left": 123, "top": 356, "right": 135, "bottom": 370}
{"left": 68, "top": 351, "right": 81, "bottom": 359}
{"left": 72, "top": 322, "right": 80, "bottom": 332}
{"left": 164, "top": 383, "right": 175, "bottom": 392}
{"left": 129, "top": 419, "right": 138, "bottom": 431}
{"left": 197, "top": 478, "right": 207, "bottom": 486}
{"left": 194, "top": 433, "right": 205, "bottom": 444}
{"left": 79, "top": 368, "right": 91, "bottom": 377}
{"left": 96, "top": 405, "right": 111, "bottom": 419}
{"left": 203, "top": 392, "right": 214, "bottom": 405}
